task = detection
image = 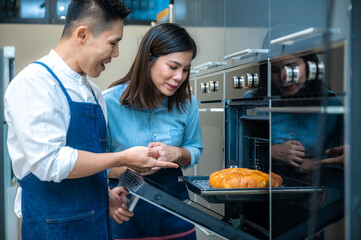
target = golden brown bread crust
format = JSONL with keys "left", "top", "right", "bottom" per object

{"left": 209, "top": 168, "right": 283, "bottom": 188}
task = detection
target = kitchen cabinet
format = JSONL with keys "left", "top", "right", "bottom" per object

{"left": 269, "top": 0, "right": 329, "bottom": 58}
{"left": 175, "top": 0, "right": 226, "bottom": 75}
{"left": 224, "top": 0, "right": 269, "bottom": 68}
{"left": 269, "top": 0, "right": 349, "bottom": 58}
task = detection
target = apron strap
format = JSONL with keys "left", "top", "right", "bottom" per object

{"left": 85, "top": 81, "right": 100, "bottom": 105}
{"left": 33, "top": 61, "right": 73, "bottom": 104}
{"left": 34, "top": 61, "right": 100, "bottom": 106}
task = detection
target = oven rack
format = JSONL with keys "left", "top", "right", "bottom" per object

{"left": 182, "top": 176, "right": 323, "bottom": 203}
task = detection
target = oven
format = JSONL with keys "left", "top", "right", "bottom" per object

{"left": 116, "top": 42, "right": 346, "bottom": 239}
{"left": 114, "top": 0, "right": 350, "bottom": 237}
{"left": 221, "top": 43, "right": 345, "bottom": 239}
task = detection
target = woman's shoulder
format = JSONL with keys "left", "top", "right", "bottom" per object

{"left": 102, "top": 83, "right": 127, "bottom": 100}
{"left": 185, "top": 94, "right": 199, "bottom": 109}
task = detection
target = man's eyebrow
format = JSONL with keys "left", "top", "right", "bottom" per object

{"left": 110, "top": 37, "right": 122, "bottom": 41}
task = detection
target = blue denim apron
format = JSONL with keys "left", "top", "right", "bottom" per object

{"left": 18, "top": 62, "right": 110, "bottom": 240}
{"left": 109, "top": 168, "right": 196, "bottom": 240}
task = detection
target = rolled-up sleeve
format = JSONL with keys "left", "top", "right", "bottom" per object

{"left": 5, "top": 69, "right": 78, "bottom": 182}
{"left": 181, "top": 97, "right": 203, "bottom": 169}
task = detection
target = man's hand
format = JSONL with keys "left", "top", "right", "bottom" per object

{"left": 138, "top": 142, "right": 181, "bottom": 176}
{"left": 147, "top": 142, "right": 181, "bottom": 163}
{"left": 108, "top": 187, "right": 134, "bottom": 224}
{"left": 321, "top": 146, "right": 344, "bottom": 165}
{"left": 121, "top": 146, "right": 178, "bottom": 173}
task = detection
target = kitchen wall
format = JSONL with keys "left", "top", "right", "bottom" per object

{"left": 0, "top": 24, "right": 151, "bottom": 91}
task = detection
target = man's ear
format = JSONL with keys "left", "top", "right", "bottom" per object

{"left": 74, "top": 26, "right": 89, "bottom": 45}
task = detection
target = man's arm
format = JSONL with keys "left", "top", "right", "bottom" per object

{"left": 67, "top": 147, "right": 178, "bottom": 178}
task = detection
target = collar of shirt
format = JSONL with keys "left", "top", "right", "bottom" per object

{"left": 46, "top": 49, "right": 97, "bottom": 104}
{"left": 48, "top": 49, "right": 88, "bottom": 87}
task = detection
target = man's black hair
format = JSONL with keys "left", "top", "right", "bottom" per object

{"left": 62, "top": 0, "right": 131, "bottom": 38}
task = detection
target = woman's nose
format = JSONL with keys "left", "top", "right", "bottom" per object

{"left": 173, "top": 69, "right": 183, "bottom": 81}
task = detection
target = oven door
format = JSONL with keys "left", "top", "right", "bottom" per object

{"left": 118, "top": 169, "right": 259, "bottom": 240}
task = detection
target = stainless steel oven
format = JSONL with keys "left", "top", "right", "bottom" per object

{"left": 194, "top": 72, "right": 226, "bottom": 239}
{"left": 115, "top": 44, "right": 346, "bottom": 239}
{"left": 222, "top": 43, "right": 345, "bottom": 239}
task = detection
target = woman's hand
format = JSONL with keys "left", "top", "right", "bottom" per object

{"left": 297, "top": 158, "right": 319, "bottom": 173}
{"left": 121, "top": 146, "right": 178, "bottom": 173}
{"left": 147, "top": 142, "right": 181, "bottom": 163}
{"left": 272, "top": 140, "right": 305, "bottom": 168}
{"left": 108, "top": 186, "right": 134, "bottom": 224}
{"left": 138, "top": 142, "right": 181, "bottom": 176}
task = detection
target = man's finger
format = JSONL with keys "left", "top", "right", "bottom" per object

{"left": 148, "top": 148, "right": 160, "bottom": 158}
{"left": 153, "top": 160, "right": 178, "bottom": 168}
{"left": 321, "top": 155, "right": 344, "bottom": 165}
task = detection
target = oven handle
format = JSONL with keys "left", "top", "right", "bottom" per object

{"left": 224, "top": 49, "right": 269, "bottom": 60}
{"left": 193, "top": 61, "right": 227, "bottom": 70}
{"left": 195, "top": 224, "right": 216, "bottom": 236}
{"left": 270, "top": 27, "right": 340, "bottom": 45}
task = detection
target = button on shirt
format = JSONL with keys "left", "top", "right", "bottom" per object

{"left": 4, "top": 50, "right": 107, "bottom": 217}
{"left": 103, "top": 84, "right": 203, "bottom": 168}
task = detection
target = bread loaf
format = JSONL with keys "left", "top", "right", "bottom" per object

{"left": 209, "top": 168, "right": 283, "bottom": 188}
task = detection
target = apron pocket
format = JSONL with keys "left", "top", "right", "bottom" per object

{"left": 46, "top": 210, "right": 95, "bottom": 240}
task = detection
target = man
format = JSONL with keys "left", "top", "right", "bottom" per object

{"left": 4, "top": 1, "right": 177, "bottom": 239}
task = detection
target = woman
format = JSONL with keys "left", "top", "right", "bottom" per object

{"left": 103, "top": 23, "right": 203, "bottom": 240}
{"left": 245, "top": 54, "right": 343, "bottom": 175}
{"left": 243, "top": 54, "right": 343, "bottom": 238}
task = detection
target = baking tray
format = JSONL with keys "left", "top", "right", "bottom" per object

{"left": 118, "top": 169, "right": 259, "bottom": 240}
{"left": 182, "top": 176, "right": 324, "bottom": 203}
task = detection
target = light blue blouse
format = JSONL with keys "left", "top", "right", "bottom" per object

{"left": 103, "top": 83, "right": 203, "bottom": 169}
{"left": 271, "top": 109, "right": 343, "bottom": 159}
{"left": 244, "top": 90, "right": 343, "bottom": 159}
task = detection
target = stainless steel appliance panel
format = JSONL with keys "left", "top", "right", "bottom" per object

{"left": 184, "top": 77, "right": 197, "bottom": 201}
{"left": 269, "top": 42, "right": 345, "bottom": 97}
{"left": 197, "top": 72, "right": 224, "bottom": 101}
{"left": 197, "top": 101, "right": 225, "bottom": 175}
{"left": 196, "top": 101, "right": 225, "bottom": 221}
{"left": 224, "top": 62, "right": 267, "bottom": 100}
{"left": 1, "top": 46, "right": 18, "bottom": 240}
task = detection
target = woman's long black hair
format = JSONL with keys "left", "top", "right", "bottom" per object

{"left": 109, "top": 23, "right": 197, "bottom": 113}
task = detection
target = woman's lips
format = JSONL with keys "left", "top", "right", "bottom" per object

{"left": 281, "top": 84, "right": 297, "bottom": 90}
{"left": 167, "top": 83, "right": 178, "bottom": 90}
